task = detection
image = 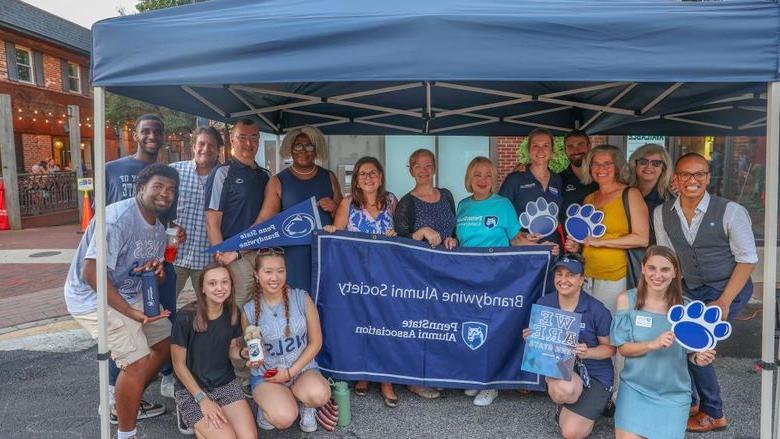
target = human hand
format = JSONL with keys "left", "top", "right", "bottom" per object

{"left": 708, "top": 299, "right": 731, "bottom": 321}
{"left": 651, "top": 331, "right": 675, "bottom": 350}
{"left": 564, "top": 237, "right": 581, "bottom": 253}
{"left": 443, "top": 237, "right": 458, "bottom": 250}
{"left": 323, "top": 225, "right": 337, "bottom": 233}
{"left": 385, "top": 229, "right": 397, "bottom": 238}
{"left": 525, "top": 233, "right": 542, "bottom": 243}
{"left": 583, "top": 236, "right": 603, "bottom": 248}
{"left": 318, "top": 197, "right": 338, "bottom": 213}
{"left": 216, "top": 251, "right": 239, "bottom": 266}
{"left": 574, "top": 343, "right": 589, "bottom": 359}
{"left": 693, "top": 350, "right": 716, "bottom": 366}
{"left": 199, "top": 397, "right": 227, "bottom": 429}
{"left": 172, "top": 223, "right": 187, "bottom": 245}
{"left": 522, "top": 328, "right": 533, "bottom": 340}
{"left": 265, "top": 368, "right": 292, "bottom": 384}
{"left": 545, "top": 242, "right": 560, "bottom": 256}
{"left": 418, "top": 227, "right": 442, "bottom": 247}
{"left": 139, "top": 308, "right": 171, "bottom": 325}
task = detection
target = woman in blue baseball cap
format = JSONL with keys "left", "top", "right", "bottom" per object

{"left": 523, "top": 254, "right": 616, "bottom": 438}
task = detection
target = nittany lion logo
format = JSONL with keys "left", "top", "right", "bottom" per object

{"left": 483, "top": 216, "right": 498, "bottom": 229}
{"left": 462, "top": 321, "right": 488, "bottom": 351}
{"left": 282, "top": 213, "right": 317, "bottom": 239}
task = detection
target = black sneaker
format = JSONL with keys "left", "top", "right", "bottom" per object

{"left": 602, "top": 399, "right": 616, "bottom": 418}
{"left": 176, "top": 405, "right": 194, "bottom": 435}
{"left": 109, "top": 400, "right": 166, "bottom": 424}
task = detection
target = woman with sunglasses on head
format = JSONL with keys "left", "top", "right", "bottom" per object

{"left": 255, "top": 126, "right": 342, "bottom": 291}
{"left": 627, "top": 144, "right": 673, "bottom": 244}
{"left": 611, "top": 246, "right": 716, "bottom": 438}
{"left": 243, "top": 248, "right": 330, "bottom": 433}
{"left": 323, "top": 156, "right": 399, "bottom": 406}
{"left": 171, "top": 264, "right": 256, "bottom": 438}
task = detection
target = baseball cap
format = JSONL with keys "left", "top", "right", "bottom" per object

{"left": 552, "top": 256, "right": 584, "bottom": 275}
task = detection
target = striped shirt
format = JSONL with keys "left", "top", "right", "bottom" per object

{"left": 171, "top": 160, "right": 212, "bottom": 269}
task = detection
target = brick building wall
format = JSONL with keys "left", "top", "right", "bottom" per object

{"left": 21, "top": 134, "right": 52, "bottom": 169}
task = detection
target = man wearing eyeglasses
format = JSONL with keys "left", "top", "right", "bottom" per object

{"left": 653, "top": 152, "right": 757, "bottom": 433}
{"left": 205, "top": 119, "right": 271, "bottom": 307}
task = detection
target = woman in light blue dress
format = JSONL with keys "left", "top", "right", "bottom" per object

{"left": 611, "top": 246, "right": 716, "bottom": 438}
{"left": 324, "top": 156, "right": 398, "bottom": 407}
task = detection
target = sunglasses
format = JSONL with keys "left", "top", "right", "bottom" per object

{"left": 637, "top": 158, "right": 664, "bottom": 168}
{"left": 257, "top": 247, "right": 285, "bottom": 256}
{"left": 292, "top": 143, "right": 316, "bottom": 153}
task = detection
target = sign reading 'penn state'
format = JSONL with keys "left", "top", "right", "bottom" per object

{"left": 313, "top": 232, "right": 552, "bottom": 390}
{"left": 205, "top": 197, "right": 322, "bottom": 253}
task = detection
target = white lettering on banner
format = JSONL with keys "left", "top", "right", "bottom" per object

{"left": 336, "top": 281, "right": 525, "bottom": 310}
{"left": 239, "top": 228, "right": 281, "bottom": 249}
{"left": 354, "top": 323, "right": 459, "bottom": 343}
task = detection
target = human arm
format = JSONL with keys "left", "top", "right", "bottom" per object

{"left": 709, "top": 263, "right": 754, "bottom": 320}
{"left": 393, "top": 194, "right": 415, "bottom": 238}
{"left": 254, "top": 176, "right": 282, "bottom": 224}
{"left": 710, "top": 204, "right": 758, "bottom": 319}
{"left": 83, "top": 258, "right": 169, "bottom": 323}
{"left": 575, "top": 335, "right": 616, "bottom": 360}
{"left": 171, "top": 344, "right": 227, "bottom": 428}
{"left": 688, "top": 350, "right": 716, "bottom": 367}
{"left": 612, "top": 292, "right": 674, "bottom": 357}
{"left": 316, "top": 171, "right": 343, "bottom": 216}
{"left": 323, "top": 197, "right": 350, "bottom": 233}
{"left": 585, "top": 188, "right": 649, "bottom": 249}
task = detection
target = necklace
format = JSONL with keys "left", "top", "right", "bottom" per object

{"left": 291, "top": 165, "right": 316, "bottom": 176}
{"left": 262, "top": 298, "right": 284, "bottom": 317}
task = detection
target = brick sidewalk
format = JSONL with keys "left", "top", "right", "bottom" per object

{"left": 0, "top": 287, "right": 66, "bottom": 329}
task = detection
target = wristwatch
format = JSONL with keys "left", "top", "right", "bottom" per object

{"left": 194, "top": 391, "right": 206, "bottom": 403}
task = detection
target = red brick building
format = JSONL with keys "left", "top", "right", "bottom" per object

{"left": 0, "top": 0, "right": 118, "bottom": 174}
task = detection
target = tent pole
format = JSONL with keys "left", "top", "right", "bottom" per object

{"left": 762, "top": 81, "right": 779, "bottom": 439}
{"left": 93, "top": 86, "right": 110, "bottom": 438}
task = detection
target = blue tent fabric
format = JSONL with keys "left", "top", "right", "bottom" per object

{"left": 91, "top": 0, "right": 780, "bottom": 135}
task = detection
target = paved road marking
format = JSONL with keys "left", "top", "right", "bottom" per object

{"left": 0, "top": 249, "right": 76, "bottom": 264}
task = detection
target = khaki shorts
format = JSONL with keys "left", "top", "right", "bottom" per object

{"left": 74, "top": 300, "right": 172, "bottom": 369}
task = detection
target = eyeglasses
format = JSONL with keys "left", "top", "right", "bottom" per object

{"left": 676, "top": 171, "right": 709, "bottom": 182}
{"left": 637, "top": 158, "right": 664, "bottom": 168}
{"left": 292, "top": 143, "right": 316, "bottom": 153}
{"left": 257, "top": 247, "right": 285, "bottom": 256}
{"left": 591, "top": 161, "right": 614, "bottom": 169}
{"left": 234, "top": 135, "right": 259, "bottom": 143}
{"left": 358, "top": 170, "right": 380, "bottom": 179}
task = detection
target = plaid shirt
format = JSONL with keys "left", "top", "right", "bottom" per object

{"left": 171, "top": 160, "right": 212, "bottom": 270}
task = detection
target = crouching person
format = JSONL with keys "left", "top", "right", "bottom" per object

{"left": 244, "top": 248, "right": 331, "bottom": 432}
{"left": 171, "top": 264, "right": 256, "bottom": 438}
{"left": 63, "top": 164, "right": 179, "bottom": 439}
{"left": 523, "top": 254, "right": 616, "bottom": 439}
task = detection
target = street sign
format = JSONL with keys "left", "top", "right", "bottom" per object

{"left": 77, "top": 178, "right": 94, "bottom": 192}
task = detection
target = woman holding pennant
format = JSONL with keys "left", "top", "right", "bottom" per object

{"left": 255, "top": 126, "right": 342, "bottom": 291}
{"left": 523, "top": 254, "right": 615, "bottom": 439}
{"left": 611, "top": 246, "right": 717, "bottom": 439}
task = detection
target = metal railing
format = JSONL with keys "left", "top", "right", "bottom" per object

{"left": 18, "top": 172, "right": 78, "bottom": 216}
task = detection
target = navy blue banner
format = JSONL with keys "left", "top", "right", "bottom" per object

{"left": 206, "top": 197, "right": 322, "bottom": 253}
{"left": 312, "top": 231, "right": 552, "bottom": 390}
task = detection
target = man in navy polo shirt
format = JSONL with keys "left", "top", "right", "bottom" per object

{"left": 527, "top": 254, "right": 615, "bottom": 438}
{"left": 559, "top": 129, "right": 598, "bottom": 215}
{"left": 205, "top": 118, "right": 271, "bottom": 307}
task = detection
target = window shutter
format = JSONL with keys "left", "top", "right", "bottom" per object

{"left": 32, "top": 51, "right": 44, "bottom": 86}
{"left": 5, "top": 42, "right": 18, "bottom": 81}
{"left": 80, "top": 65, "right": 89, "bottom": 96}
{"left": 60, "top": 59, "right": 69, "bottom": 91}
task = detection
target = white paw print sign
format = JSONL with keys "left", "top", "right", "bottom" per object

{"left": 564, "top": 204, "right": 606, "bottom": 244}
{"left": 519, "top": 197, "right": 559, "bottom": 238}
{"left": 667, "top": 301, "right": 732, "bottom": 352}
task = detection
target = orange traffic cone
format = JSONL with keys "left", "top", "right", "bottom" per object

{"left": 0, "top": 180, "right": 9, "bottom": 231}
{"left": 80, "top": 191, "right": 93, "bottom": 232}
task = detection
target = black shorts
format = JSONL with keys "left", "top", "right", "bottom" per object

{"left": 562, "top": 381, "right": 611, "bottom": 421}
{"left": 174, "top": 377, "right": 245, "bottom": 428}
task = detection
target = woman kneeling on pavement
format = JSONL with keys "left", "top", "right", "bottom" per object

{"left": 611, "top": 246, "right": 717, "bottom": 438}
{"left": 244, "top": 247, "right": 331, "bottom": 432}
{"left": 523, "top": 254, "right": 615, "bottom": 439}
{"left": 171, "top": 264, "right": 257, "bottom": 438}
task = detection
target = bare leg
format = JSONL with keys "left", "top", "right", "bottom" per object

{"left": 115, "top": 338, "right": 171, "bottom": 431}
{"left": 615, "top": 427, "right": 644, "bottom": 439}
{"left": 253, "top": 382, "right": 298, "bottom": 429}
{"left": 220, "top": 399, "right": 257, "bottom": 439}
{"left": 546, "top": 373, "right": 583, "bottom": 405}
{"left": 291, "top": 370, "right": 331, "bottom": 408}
{"left": 558, "top": 407, "right": 595, "bottom": 439}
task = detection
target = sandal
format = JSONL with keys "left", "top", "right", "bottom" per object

{"left": 381, "top": 383, "right": 398, "bottom": 408}
{"left": 354, "top": 381, "right": 368, "bottom": 396}
{"left": 408, "top": 385, "right": 441, "bottom": 399}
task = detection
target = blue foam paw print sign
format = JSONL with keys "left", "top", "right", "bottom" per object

{"left": 564, "top": 204, "right": 606, "bottom": 244}
{"left": 667, "top": 301, "right": 732, "bottom": 352}
{"left": 519, "top": 197, "right": 559, "bottom": 238}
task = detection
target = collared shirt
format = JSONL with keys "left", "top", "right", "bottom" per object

{"left": 653, "top": 192, "right": 758, "bottom": 264}
{"left": 535, "top": 290, "right": 614, "bottom": 388}
{"left": 171, "top": 160, "right": 212, "bottom": 270}
{"left": 205, "top": 158, "right": 271, "bottom": 240}
{"left": 499, "top": 169, "right": 563, "bottom": 245}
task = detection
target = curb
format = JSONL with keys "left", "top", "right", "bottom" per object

{"left": 0, "top": 315, "right": 73, "bottom": 336}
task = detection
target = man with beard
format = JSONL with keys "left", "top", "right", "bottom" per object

{"left": 559, "top": 129, "right": 598, "bottom": 215}
{"left": 64, "top": 164, "right": 179, "bottom": 439}
{"left": 654, "top": 153, "right": 757, "bottom": 432}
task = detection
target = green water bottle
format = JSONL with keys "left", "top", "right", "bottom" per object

{"left": 332, "top": 381, "right": 351, "bottom": 427}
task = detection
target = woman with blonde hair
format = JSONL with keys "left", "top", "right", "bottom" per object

{"left": 628, "top": 144, "right": 673, "bottom": 244}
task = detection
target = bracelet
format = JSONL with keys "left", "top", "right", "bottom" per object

{"left": 194, "top": 391, "right": 206, "bottom": 403}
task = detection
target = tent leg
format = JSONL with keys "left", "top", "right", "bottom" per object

{"left": 93, "top": 87, "right": 111, "bottom": 439}
{"left": 762, "top": 82, "right": 779, "bottom": 439}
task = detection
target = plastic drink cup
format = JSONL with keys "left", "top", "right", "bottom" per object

{"left": 164, "top": 228, "right": 179, "bottom": 263}
{"left": 141, "top": 270, "right": 160, "bottom": 317}
{"left": 247, "top": 338, "right": 264, "bottom": 362}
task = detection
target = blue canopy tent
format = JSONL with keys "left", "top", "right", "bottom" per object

{"left": 91, "top": 0, "right": 780, "bottom": 436}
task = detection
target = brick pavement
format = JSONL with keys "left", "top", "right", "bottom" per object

{"left": 0, "top": 287, "right": 66, "bottom": 329}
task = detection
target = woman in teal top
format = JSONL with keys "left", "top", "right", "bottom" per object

{"left": 611, "top": 246, "right": 716, "bottom": 439}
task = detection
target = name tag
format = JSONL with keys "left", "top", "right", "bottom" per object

{"left": 635, "top": 315, "right": 653, "bottom": 328}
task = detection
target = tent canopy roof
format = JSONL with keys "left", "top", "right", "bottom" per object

{"left": 91, "top": 0, "right": 779, "bottom": 135}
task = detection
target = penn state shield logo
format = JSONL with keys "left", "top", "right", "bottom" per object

{"left": 282, "top": 213, "right": 317, "bottom": 239}
{"left": 484, "top": 216, "right": 498, "bottom": 229}
{"left": 462, "top": 321, "right": 488, "bottom": 351}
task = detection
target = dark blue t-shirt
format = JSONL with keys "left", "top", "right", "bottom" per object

{"left": 499, "top": 170, "right": 563, "bottom": 246}
{"left": 535, "top": 291, "right": 614, "bottom": 388}
{"left": 559, "top": 165, "right": 597, "bottom": 219}
{"left": 205, "top": 158, "right": 271, "bottom": 240}
{"left": 104, "top": 156, "right": 177, "bottom": 224}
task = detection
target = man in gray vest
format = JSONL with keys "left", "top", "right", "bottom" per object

{"left": 654, "top": 153, "right": 757, "bottom": 433}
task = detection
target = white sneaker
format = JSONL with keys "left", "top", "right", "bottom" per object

{"left": 109, "top": 385, "right": 116, "bottom": 407}
{"left": 463, "top": 389, "right": 479, "bottom": 397}
{"left": 160, "top": 374, "right": 175, "bottom": 399}
{"left": 299, "top": 404, "right": 317, "bottom": 433}
{"left": 473, "top": 389, "right": 499, "bottom": 406}
{"left": 256, "top": 410, "right": 275, "bottom": 430}
{"left": 176, "top": 405, "right": 194, "bottom": 435}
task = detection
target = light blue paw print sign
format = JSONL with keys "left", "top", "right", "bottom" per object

{"left": 519, "top": 197, "right": 559, "bottom": 238}
{"left": 564, "top": 204, "right": 606, "bottom": 244}
{"left": 667, "top": 301, "right": 732, "bottom": 352}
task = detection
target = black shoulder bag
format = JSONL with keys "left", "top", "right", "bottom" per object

{"left": 622, "top": 187, "right": 645, "bottom": 290}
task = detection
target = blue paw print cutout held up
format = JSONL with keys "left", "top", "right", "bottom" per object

{"left": 519, "top": 197, "right": 559, "bottom": 238}
{"left": 564, "top": 204, "right": 606, "bottom": 244}
{"left": 667, "top": 301, "right": 732, "bottom": 352}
